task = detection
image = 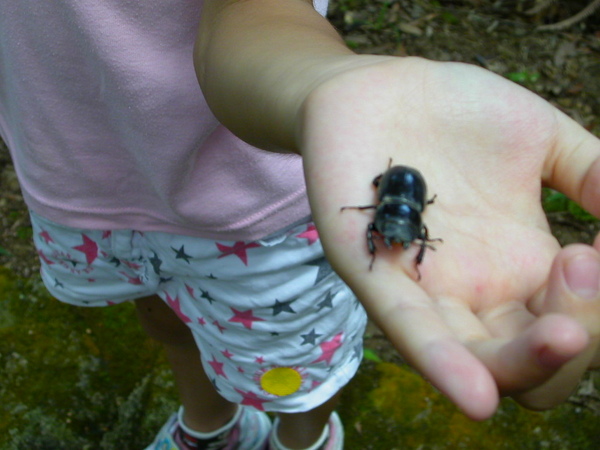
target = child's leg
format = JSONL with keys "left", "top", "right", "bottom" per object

{"left": 275, "top": 393, "right": 340, "bottom": 449}
{"left": 135, "top": 294, "right": 237, "bottom": 432}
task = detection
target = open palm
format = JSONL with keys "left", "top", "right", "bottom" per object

{"left": 300, "top": 57, "right": 600, "bottom": 419}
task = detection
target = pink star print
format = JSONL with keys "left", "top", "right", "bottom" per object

{"left": 119, "top": 272, "right": 143, "bottom": 285}
{"left": 39, "top": 230, "right": 53, "bottom": 244}
{"left": 165, "top": 292, "right": 192, "bottom": 323}
{"left": 216, "top": 241, "right": 260, "bottom": 266}
{"left": 185, "top": 284, "right": 196, "bottom": 298}
{"left": 213, "top": 320, "right": 226, "bottom": 334}
{"left": 296, "top": 224, "right": 319, "bottom": 245}
{"left": 198, "top": 317, "right": 206, "bottom": 326}
{"left": 73, "top": 234, "right": 98, "bottom": 265}
{"left": 37, "top": 250, "right": 55, "bottom": 266}
{"left": 222, "top": 349, "right": 234, "bottom": 359}
{"left": 123, "top": 260, "right": 142, "bottom": 270}
{"left": 228, "top": 308, "right": 265, "bottom": 330}
{"left": 235, "top": 389, "right": 268, "bottom": 411}
{"left": 208, "top": 356, "right": 228, "bottom": 378}
{"left": 312, "top": 332, "right": 343, "bottom": 365}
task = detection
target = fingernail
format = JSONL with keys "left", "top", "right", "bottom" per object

{"left": 564, "top": 254, "right": 600, "bottom": 300}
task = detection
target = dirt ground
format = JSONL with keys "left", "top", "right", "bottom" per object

{"left": 1, "top": 0, "right": 600, "bottom": 448}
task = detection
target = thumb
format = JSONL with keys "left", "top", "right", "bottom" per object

{"left": 536, "top": 244, "right": 600, "bottom": 321}
{"left": 521, "top": 245, "right": 600, "bottom": 409}
{"left": 543, "top": 110, "right": 600, "bottom": 217}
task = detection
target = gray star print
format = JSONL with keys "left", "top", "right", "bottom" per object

{"left": 200, "top": 289, "right": 215, "bottom": 304}
{"left": 271, "top": 299, "right": 296, "bottom": 316}
{"left": 306, "top": 256, "right": 333, "bottom": 285}
{"left": 171, "top": 245, "right": 192, "bottom": 263}
{"left": 317, "top": 291, "right": 334, "bottom": 311}
{"left": 149, "top": 252, "right": 162, "bottom": 275}
{"left": 300, "top": 328, "right": 322, "bottom": 345}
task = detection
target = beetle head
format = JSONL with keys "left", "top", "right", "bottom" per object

{"left": 375, "top": 202, "right": 422, "bottom": 246}
{"left": 378, "top": 218, "right": 420, "bottom": 246}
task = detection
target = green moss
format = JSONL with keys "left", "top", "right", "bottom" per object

{"left": 340, "top": 362, "right": 600, "bottom": 449}
{"left": 0, "top": 268, "right": 177, "bottom": 449}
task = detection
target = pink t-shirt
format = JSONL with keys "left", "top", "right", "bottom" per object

{"left": 0, "top": 0, "right": 328, "bottom": 241}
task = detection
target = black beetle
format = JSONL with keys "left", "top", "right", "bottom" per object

{"left": 341, "top": 160, "right": 440, "bottom": 279}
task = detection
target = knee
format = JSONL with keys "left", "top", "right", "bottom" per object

{"left": 135, "top": 295, "right": 196, "bottom": 347}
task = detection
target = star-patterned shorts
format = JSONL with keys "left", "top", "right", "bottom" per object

{"left": 29, "top": 210, "right": 368, "bottom": 413}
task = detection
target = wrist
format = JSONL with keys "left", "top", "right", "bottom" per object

{"left": 296, "top": 56, "right": 424, "bottom": 157}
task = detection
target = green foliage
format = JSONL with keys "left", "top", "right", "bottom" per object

{"left": 543, "top": 189, "right": 598, "bottom": 221}
{"left": 543, "top": 189, "right": 571, "bottom": 213}
{"left": 568, "top": 202, "right": 598, "bottom": 222}
{"left": 16, "top": 225, "right": 33, "bottom": 241}
{"left": 362, "top": 348, "right": 383, "bottom": 363}
{"left": 345, "top": 39, "right": 361, "bottom": 49}
{"left": 506, "top": 71, "right": 541, "bottom": 85}
{"left": 439, "top": 11, "right": 459, "bottom": 25}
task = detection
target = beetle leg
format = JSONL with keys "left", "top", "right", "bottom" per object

{"left": 409, "top": 239, "right": 428, "bottom": 281}
{"left": 340, "top": 204, "right": 377, "bottom": 211}
{"left": 366, "top": 223, "right": 377, "bottom": 255}
{"left": 421, "top": 224, "right": 443, "bottom": 246}
{"left": 372, "top": 174, "right": 382, "bottom": 188}
{"left": 415, "top": 239, "right": 428, "bottom": 266}
{"left": 413, "top": 225, "right": 443, "bottom": 279}
{"left": 427, "top": 194, "right": 437, "bottom": 205}
{"left": 372, "top": 158, "right": 393, "bottom": 186}
{"left": 367, "top": 223, "right": 377, "bottom": 270}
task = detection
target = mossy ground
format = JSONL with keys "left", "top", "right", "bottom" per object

{"left": 342, "top": 361, "right": 600, "bottom": 449}
{"left": 1, "top": 268, "right": 599, "bottom": 449}
{"left": 0, "top": 269, "right": 178, "bottom": 449}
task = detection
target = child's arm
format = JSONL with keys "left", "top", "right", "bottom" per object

{"left": 195, "top": 0, "right": 600, "bottom": 419}
{"left": 195, "top": 0, "right": 383, "bottom": 152}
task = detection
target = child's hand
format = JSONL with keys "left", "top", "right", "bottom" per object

{"left": 300, "top": 56, "right": 600, "bottom": 420}
{"left": 196, "top": 2, "right": 600, "bottom": 419}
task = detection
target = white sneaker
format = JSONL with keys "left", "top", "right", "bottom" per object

{"left": 145, "top": 405, "right": 271, "bottom": 450}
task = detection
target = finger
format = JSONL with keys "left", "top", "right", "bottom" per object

{"left": 543, "top": 110, "right": 600, "bottom": 217}
{"left": 530, "top": 244, "right": 600, "bottom": 328}
{"left": 358, "top": 277, "right": 499, "bottom": 420}
{"left": 435, "top": 296, "right": 491, "bottom": 341}
{"left": 514, "top": 339, "right": 598, "bottom": 410}
{"left": 472, "top": 271, "right": 589, "bottom": 400}
{"left": 468, "top": 313, "right": 588, "bottom": 394}
{"left": 594, "top": 232, "right": 600, "bottom": 251}
{"left": 592, "top": 346, "right": 600, "bottom": 368}
{"left": 522, "top": 244, "right": 600, "bottom": 405}
{"left": 587, "top": 241, "right": 600, "bottom": 367}
{"left": 476, "top": 300, "right": 535, "bottom": 339}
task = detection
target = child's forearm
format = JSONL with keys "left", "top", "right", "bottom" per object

{"left": 195, "top": 0, "right": 376, "bottom": 153}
